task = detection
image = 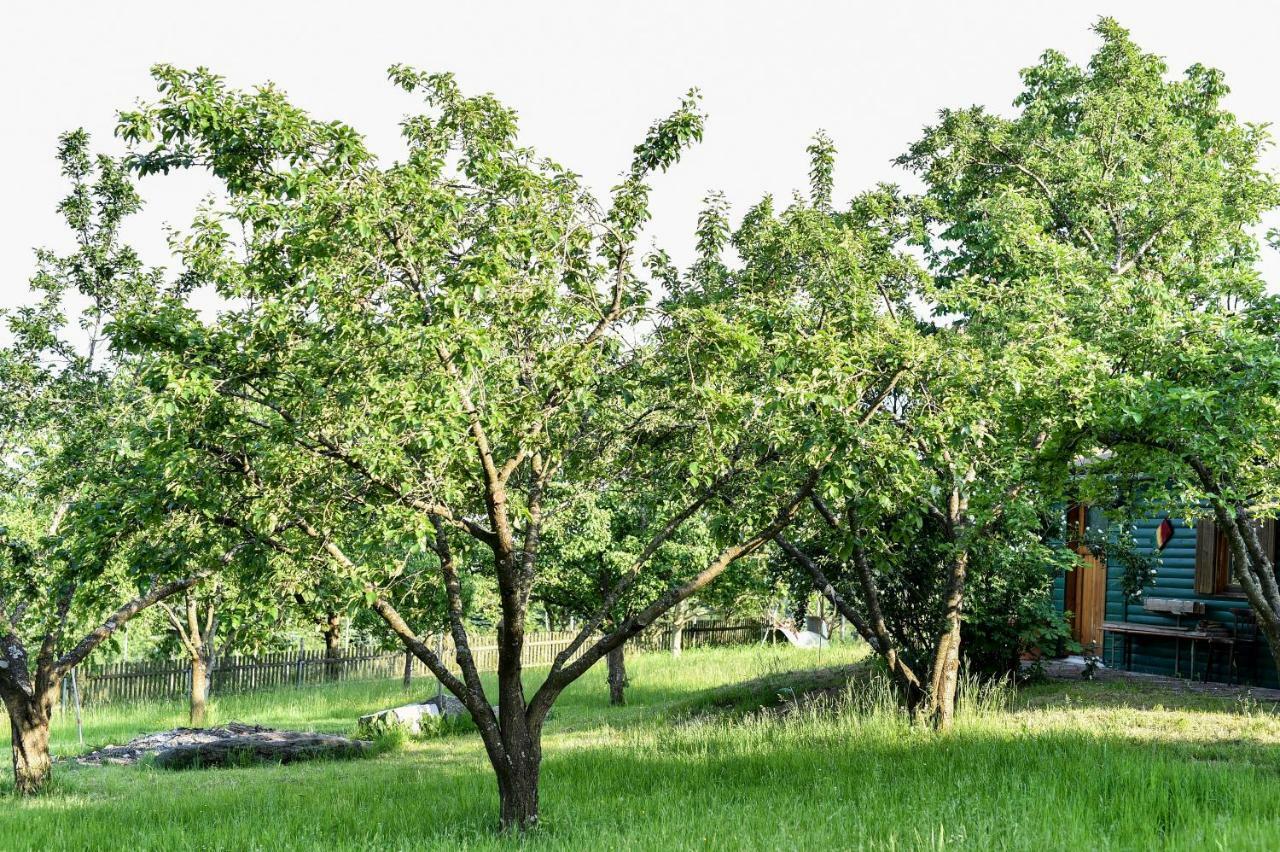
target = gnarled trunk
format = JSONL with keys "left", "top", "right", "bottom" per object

{"left": 606, "top": 644, "right": 627, "bottom": 706}
{"left": 5, "top": 687, "right": 56, "bottom": 795}
{"left": 670, "top": 624, "right": 683, "bottom": 657}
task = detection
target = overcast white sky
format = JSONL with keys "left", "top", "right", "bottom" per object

{"left": 3, "top": 0, "right": 1278, "bottom": 313}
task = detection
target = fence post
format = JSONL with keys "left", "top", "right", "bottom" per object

{"left": 70, "top": 668, "right": 84, "bottom": 746}
{"left": 295, "top": 637, "right": 305, "bottom": 689}
{"left": 435, "top": 633, "right": 445, "bottom": 706}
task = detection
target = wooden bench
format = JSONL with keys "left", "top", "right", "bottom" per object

{"left": 1103, "top": 598, "right": 1255, "bottom": 683}
{"left": 1103, "top": 597, "right": 1206, "bottom": 678}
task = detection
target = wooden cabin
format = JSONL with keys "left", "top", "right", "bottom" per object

{"left": 1052, "top": 508, "right": 1277, "bottom": 688}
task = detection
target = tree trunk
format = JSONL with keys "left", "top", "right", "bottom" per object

{"left": 1210, "top": 504, "right": 1280, "bottom": 681}
{"left": 929, "top": 616, "right": 963, "bottom": 730}
{"left": 5, "top": 688, "right": 56, "bottom": 795}
{"left": 402, "top": 649, "right": 413, "bottom": 688}
{"left": 606, "top": 644, "right": 627, "bottom": 706}
{"left": 670, "top": 624, "right": 683, "bottom": 657}
{"left": 190, "top": 653, "right": 209, "bottom": 727}
{"left": 928, "top": 549, "right": 969, "bottom": 732}
{"left": 494, "top": 741, "right": 541, "bottom": 832}
{"left": 323, "top": 613, "right": 342, "bottom": 682}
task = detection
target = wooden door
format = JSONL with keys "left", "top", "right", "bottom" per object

{"left": 1065, "top": 505, "right": 1107, "bottom": 652}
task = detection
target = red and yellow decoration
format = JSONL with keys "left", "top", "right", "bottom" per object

{"left": 1154, "top": 517, "right": 1174, "bottom": 551}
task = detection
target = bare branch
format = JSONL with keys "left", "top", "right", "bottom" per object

{"left": 774, "top": 534, "right": 876, "bottom": 645}
{"left": 216, "top": 385, "right": 499, "bottom": 547}
{"left": 1113, "top": 218, "right": 1175, "bottom": 276}
{"left": 546, "top": 463, "right": 743, "bottom": 672}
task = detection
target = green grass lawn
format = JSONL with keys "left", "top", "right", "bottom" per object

{"left": 3, "top": 642, "right": 1280, "bottom": 850}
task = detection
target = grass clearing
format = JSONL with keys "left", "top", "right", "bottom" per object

{"left": 3, "top": 642, "right": 1280, "bottom": 850}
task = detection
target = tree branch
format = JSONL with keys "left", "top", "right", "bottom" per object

{"left": 54, "top": 562, "right": 226, "bottom": 678}
{"left": 529, "top": 464, "right": 824, "bottom": 723}
{"left": 428, "top": 516, "right": 492, "bottom": 707}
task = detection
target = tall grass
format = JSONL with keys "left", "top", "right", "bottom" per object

{"left": 3, "top": 642, "right": 1279, "bottom": 850}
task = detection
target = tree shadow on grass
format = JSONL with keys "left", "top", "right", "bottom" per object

{"left": 8, "top": 648, "right": 1280, "bottom": 849}
{"left": 7, "top": 703, "right": 1280, "bottom": 850}
{"left": 1017, "top": 673, "right": 1280, "bottom": 714}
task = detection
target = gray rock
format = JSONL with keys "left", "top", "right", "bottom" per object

{"left": 357, "top": 694, "right": 481, "bottom": 736}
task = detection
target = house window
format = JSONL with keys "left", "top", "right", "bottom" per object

{"left": 1194, "top": 518, "right": 1277, "bottom": 596}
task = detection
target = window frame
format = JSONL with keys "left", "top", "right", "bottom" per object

{"left": 1194, "top": 518, "right": 1277, "bottom": 598}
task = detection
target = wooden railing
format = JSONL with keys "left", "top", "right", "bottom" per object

{"left": 69, "top": 622, "right": 764, "bottom": 706}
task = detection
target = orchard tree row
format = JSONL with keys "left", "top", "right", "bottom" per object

{"left": 4, "top": 19, "right": 1280, "bottom": 834}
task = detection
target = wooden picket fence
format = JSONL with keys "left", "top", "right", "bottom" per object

{"left": 632, "top": 621, "right": 763, "bottom": 653}
{"left": 70, "top": 621, "right": 764, "bottom": 707}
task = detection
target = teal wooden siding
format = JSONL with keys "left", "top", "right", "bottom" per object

{"left": 1052, "top": 516, "right": 1277, "bottom": 688}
